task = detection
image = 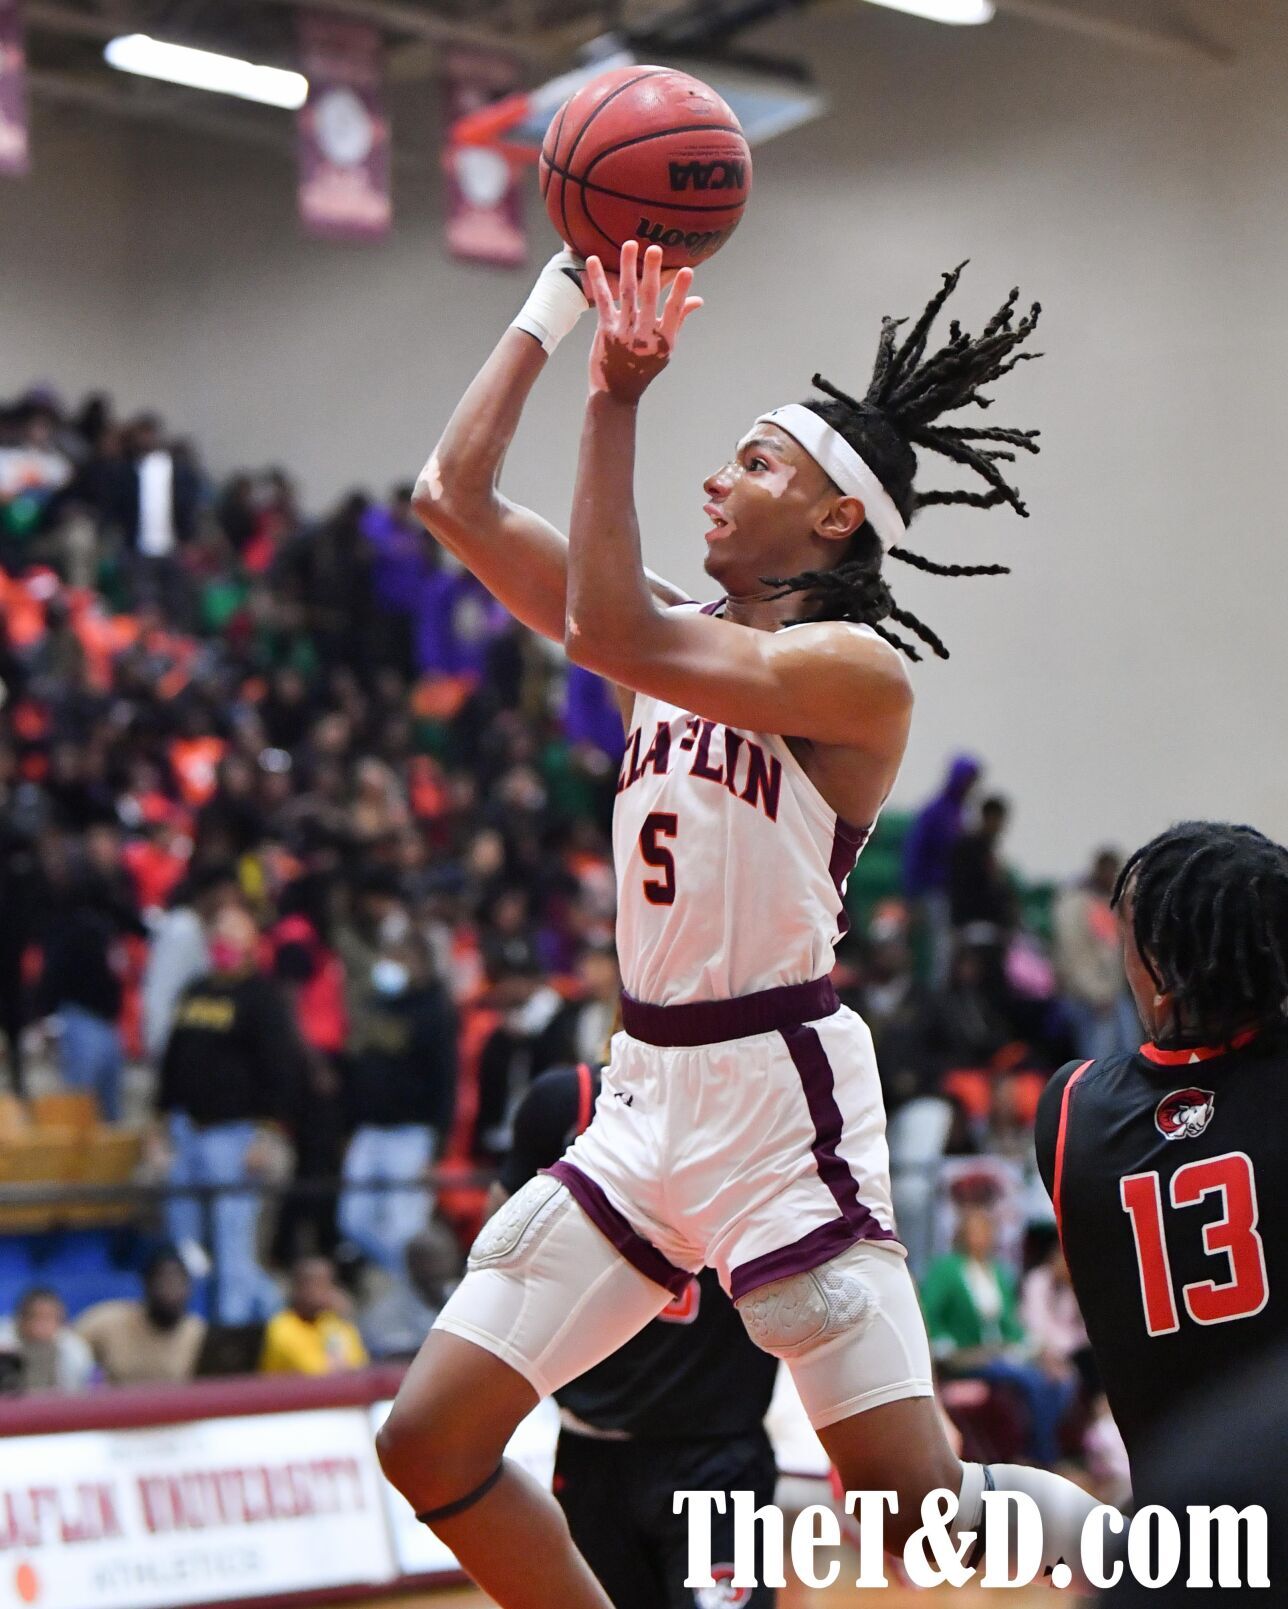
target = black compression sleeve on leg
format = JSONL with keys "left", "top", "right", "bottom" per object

{"left": 416, "top": 1462, "right": 505, "bottom": 1526}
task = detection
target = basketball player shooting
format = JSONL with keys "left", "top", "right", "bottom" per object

{"left": 378, "top": 240, "right": 1102, "bottom": 1603}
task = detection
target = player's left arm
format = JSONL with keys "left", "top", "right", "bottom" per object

{"left": 566, "top": 244, "right": 912, "bottom": 756}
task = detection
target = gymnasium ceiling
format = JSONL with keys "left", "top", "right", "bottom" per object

{"left": 21, "top": 0, "right": 1237, "bottom": 160}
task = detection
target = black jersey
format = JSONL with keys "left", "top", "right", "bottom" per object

{"left": 500, "top": 1064, "right": 778, "bottom": 1442}
{"left": 1036, "top": 1026, "right": 1288, "bottom": 1465}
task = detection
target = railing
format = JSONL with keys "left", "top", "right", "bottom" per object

{"left": 0, "top": 1168, "right": 496, "bottom": 1324}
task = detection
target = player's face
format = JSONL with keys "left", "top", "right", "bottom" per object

{"left": 1119, "top": 888, "right": 1163, "bottom": 1041}
{"left": 701, "top": 424, "right": 857, "bottom": 593}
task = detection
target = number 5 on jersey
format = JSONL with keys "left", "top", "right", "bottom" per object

{"left": 1120, "top": 1150, "right": 1269, "bottom": 1337}
{"left": 639, "top": 812, "right": 678, "bottom": 905}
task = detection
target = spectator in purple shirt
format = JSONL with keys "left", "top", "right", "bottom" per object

{"left": 362, "top": 486, "right": 426, "bottom": 676}
{"left": 902, "top": 753, "right": 981, "bottom": 986}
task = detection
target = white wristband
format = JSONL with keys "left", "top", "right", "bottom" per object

{"left": 511, "top": 249, "right": 590, "bottom": 355}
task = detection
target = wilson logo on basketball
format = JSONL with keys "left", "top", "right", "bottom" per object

{"left": 668, "top": 159, "right": 747, "bottom": 192}
{"left": 636, "top": 218, "right": 735, "bottom": 256}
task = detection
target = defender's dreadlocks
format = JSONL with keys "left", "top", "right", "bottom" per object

{"left": 1113, "top": 822, "right": 1288, "bottom": 1047}
{"left": 765, "top": 262, "right": 1041, "bottom": 660}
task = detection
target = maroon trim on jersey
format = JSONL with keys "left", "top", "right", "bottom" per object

{"left": 1052, "top": 1059, "right": 1094, "bottom": 1244}
{"left": 543, "top": 1159, "right": 693, "bottom": 1298}
{"left": 828, "top": 817, "right": 871, "bottom": 940}
{"left": 620, "top": 975, "right": 839, "bottom": 1047}
{"left": 700, "top": 599, "right": 726, "bottom": 616}
{"left": 1139, "top": 1028, "right": 1259, "bottom": 1066}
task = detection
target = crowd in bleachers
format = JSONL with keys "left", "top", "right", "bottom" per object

{"left": 0, "top": 384, "right": 1139, "bottom": 1489}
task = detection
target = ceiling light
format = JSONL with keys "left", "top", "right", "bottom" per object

{"left": 861, "top": 0, "right": 994, "bottom": 24}
{"left": 104, "top": 34, "right": 309, "bottom": 110}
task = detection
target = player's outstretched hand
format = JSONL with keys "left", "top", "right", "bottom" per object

{"left": 585, "top": 241, "right": 703, "bottom": 404}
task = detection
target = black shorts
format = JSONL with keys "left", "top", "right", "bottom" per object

{"left": 553, "top": 1427, "right": 777, "bottom": 1609}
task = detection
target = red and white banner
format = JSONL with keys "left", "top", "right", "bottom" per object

{"left": 0, "top": 0, "right": 29, "bottom": 178}
{"left": 0, "top": 1374, "right": 826, "bottom": 1609}
{"left": 442, "top": 47, "right": 527, "bottom": 268}
{"left": 0, "top": 1407, "right": 394, "bottom": 1609}
{"left": 296, "top": 12, "right": 391, "bottom": 241}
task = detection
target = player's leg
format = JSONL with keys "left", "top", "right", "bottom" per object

{"left": 739, "top": 1241, "right": 1100, "bottom": 1589}
{"left": 376, "top": 1176, "right": 674, "bottom": 1609}
{"left": 553, "top": 1434, "right": 667, "bottom": 1609}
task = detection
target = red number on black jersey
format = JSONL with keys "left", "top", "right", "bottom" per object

{"left": 1120, "top": 1150, "right": 1269, "bottom": 1338}
{"left": 639, "top": 812, "right": 678, "bottom": 905}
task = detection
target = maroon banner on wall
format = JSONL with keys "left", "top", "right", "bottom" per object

{"left": 442, "top": 47, "right": 526, "bottom": 268}
{"left": 296, "top": 12, "right": 391, "bottom": 241}
{"left": 0, "top": 0, "right": 29, "bottom": 178}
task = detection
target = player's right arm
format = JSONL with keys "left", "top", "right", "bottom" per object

{"left": 411, "top": 256, "right": 688, "bottom": 647}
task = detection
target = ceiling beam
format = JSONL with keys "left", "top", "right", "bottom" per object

{"left": 27, "top": 63, "right": 434, "bottom": 169}
{"left": 28, "top": 64, "right": 293, "bottom": 150}
{"left": 26, "top": 1, "right": 119, "bottom": 41}
{"left": 248, "top": 0, "right": 518, "bottom": 51}
{"left": 990, "top": 0, "right": 1232, "bottom": 65}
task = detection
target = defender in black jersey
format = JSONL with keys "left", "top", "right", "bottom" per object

{"left": 497, "top": 1064, "right": 779, "bottom": 1609}
{"left": 1036, "top": 822, "right": 1288, "bottom": 1471}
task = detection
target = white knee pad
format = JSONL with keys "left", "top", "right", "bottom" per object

{"left": 736, "top": 1243, "right": 879, "bottom": 1360}
{"left": 466, "top": 1174, "right": 567, "bottom": 1273}
{"left": 436, "top": 1176, "right": 672, "bottom": 1399}
{"left": 738, "top": 1241, "right": 935, "bottom": 1428}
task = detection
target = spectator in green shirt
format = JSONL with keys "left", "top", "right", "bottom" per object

{"left": 921, "top": 1206, "right": 1077, "bottom": 1466}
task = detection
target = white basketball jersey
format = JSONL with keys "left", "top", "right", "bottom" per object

{"left": 613, "top": 649, "right": 875, "bottom": 1005}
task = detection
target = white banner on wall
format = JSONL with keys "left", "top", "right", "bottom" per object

{"left": 0, "top": 1378, "right": 827, "bottom": 1608}
{"left": 0, "top": 1407, "right": 395, "bottom": 1609}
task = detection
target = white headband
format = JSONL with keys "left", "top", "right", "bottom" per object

{"left": 755, "top": 403, "right": 906, "bottom": 553}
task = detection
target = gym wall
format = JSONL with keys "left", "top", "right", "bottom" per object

{"left": 2, "top": 2, "right": 1284, "bottom": 875}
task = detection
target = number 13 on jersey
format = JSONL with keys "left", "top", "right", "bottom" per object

{"left": 1120, "top": 1150, "right": 1270, "bottom": 1337}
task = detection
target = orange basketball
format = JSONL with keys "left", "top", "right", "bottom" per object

{"left": 540, "top": 66, "right": 752, "bottom": 271}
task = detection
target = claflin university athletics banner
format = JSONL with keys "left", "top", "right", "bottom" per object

{"left": 296, "top": 12, "right": 392, "bottom": 241}
{"left": 0, "top": 0, "right": 29, "bottom": 178}
{"left": 0, "top": 1408, "right": 394, "bottom": 1609}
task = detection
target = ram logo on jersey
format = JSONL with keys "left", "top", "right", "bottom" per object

{"left": 1155, "top": 1087, "right": 1216, "bottom": 1141}
{"left": 695, "top": 1567, "right": 752, "bottom": 1608}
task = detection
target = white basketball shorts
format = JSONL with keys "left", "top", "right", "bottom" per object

{"left": 433, "top": 977, "right": 933, "bottom": 1425}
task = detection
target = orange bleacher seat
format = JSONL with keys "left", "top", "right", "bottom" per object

{"left": 31, "top": 1090, "right": 99, "bottom": 1131}
{"left": 0, "top": 1126, "right": 81, "bottom": 1232}
{"left": 0, "top": 1093, "right": 27, "bottom": 1135}
{"left": 63, "top": 1126, "right": 143, "bottom": 1228}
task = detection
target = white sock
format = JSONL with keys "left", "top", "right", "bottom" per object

{"left": 985, "top": 1462, "right": 1104, "bottom": 1593}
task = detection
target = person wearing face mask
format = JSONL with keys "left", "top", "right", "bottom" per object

{"left": 157, "top": 905, "right": 310, "bottom": 1322}
{"left": 338, "top": 933, "right": 457, "bottom": 1273}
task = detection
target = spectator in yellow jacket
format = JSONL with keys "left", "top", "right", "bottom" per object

{"left": 260, "top": 1256, "right": 367, "bottom": 1375}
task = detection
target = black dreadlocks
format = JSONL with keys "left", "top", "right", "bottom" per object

{"left": 1113, "top": 822, "right": 1288, "bottom": 1048}
{"left": 764, "top": 262, "right": 1041, "bottom": 661}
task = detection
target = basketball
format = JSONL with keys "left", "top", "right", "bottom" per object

{"left": 539, "top": 65, "right": 752, "bottom": 271}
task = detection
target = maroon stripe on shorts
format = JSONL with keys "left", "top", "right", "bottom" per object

{"left": 543, "top": 1160, "right": 692, "bottom": 1298}
{"left": 730, "top": 1218, "right": 868, "bottom": 1302}
{"left": 726, "top": 1021, "right": 898, "bottom": 1302}
{"left": 828, "top": 818, "right": 871, "bottom": 940}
